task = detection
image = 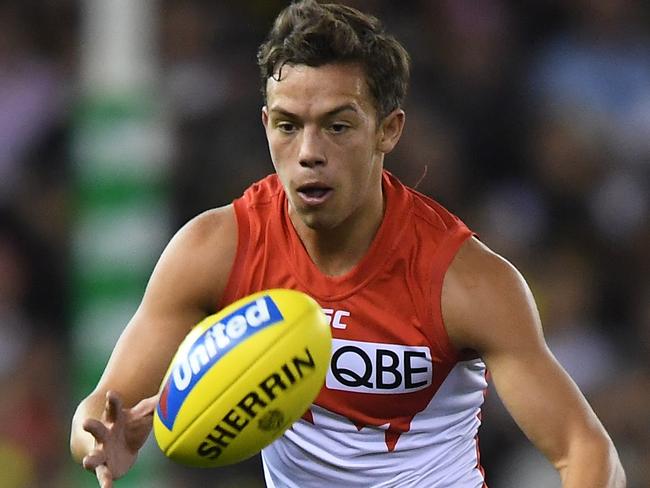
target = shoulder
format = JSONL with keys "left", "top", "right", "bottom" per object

{"left": 442, "top": 236, "right": 544, "bottom": 356}
{"left": 146, "top": 204, "right": 238, "bottom": 314}
{"left": 384, "top": 171, "right": 468, "bottom": 233}
{"left": 163, "top": 205, "right": 237, "bottom": 267}
{"left": 177, "top": 205, "right": 237, "bottom": 245}
{"left": 443, "top": 237, "right": 525, "bottom": 295}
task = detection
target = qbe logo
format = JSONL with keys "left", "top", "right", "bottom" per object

{"left": 326, "top": 339, "right": 432, "bottom": 394}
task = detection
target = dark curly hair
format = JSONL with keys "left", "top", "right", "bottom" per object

{"left": 257, "top": 0, "right": 410, "bottom": 119}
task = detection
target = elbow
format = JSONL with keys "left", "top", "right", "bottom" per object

{"left": 69, "top": 395, "right": 101, "bottom": 464}
{"left": 594, "top": 431, "right": 626, "bottom": 488}
{"left": 606, "top": 441, "right": 626, "bottom": 488}
{"left": 613, "top": 463, "right": 627, "bottom": 488}
{"left": 554, "top": 425, "right": 626, "bottom": 488}
{"left": 69, "top": 406, "right": 87, "bottom": 464}
{"left": 569, "top": 429, "right": 626, "bottom": 488}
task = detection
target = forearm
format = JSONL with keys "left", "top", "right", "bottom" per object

{"left": 558, "top": 433, "right": 626, "bottom": 488}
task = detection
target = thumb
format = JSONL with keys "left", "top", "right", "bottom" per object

{"left": 130, "top": 394, "right": 160, "bottom": 418}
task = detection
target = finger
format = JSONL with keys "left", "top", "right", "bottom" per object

{"left": 105, "top": 390, "right": 123, "bottom": 423}
{"left": 82, "top": 451, "right": 106, "bottom": 471}
{"left": 95, "top": 464, "right": 113, "bottom": 488}
{"left": 83, "top": 418, "right": 109, "bottom": 443}
{"left": 130, "top": 393, "right": 160, "bottom": 418}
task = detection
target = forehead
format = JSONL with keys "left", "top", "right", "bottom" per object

{"left": 265, "top": 63, "right": 375, "bottom": 116}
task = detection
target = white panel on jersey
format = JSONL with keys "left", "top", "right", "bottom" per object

{"left": 263, "top": 359, "right": 488, "bottom": 488}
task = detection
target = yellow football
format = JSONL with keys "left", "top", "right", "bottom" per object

{"left": 153, "top": 289, "right": 331, "bottom": 467}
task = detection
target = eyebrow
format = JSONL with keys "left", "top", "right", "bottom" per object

{"left": 269, "top": 104, "right": 360, "bottom": 119}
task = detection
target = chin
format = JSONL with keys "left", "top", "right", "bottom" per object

{"left": 297, "top": 210, "right": 339, "bottom": 231}
{"left": 301, "top": 216, "right": 332, "bottom": 231}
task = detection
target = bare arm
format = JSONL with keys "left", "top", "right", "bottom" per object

{"left": 443, "top": 237, "right": 625, "bottom": 487}
{"left": 70, "top": 206, "right": 238, "bottom": 475}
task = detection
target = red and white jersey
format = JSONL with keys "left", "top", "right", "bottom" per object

{"left": 222, "top": 171, "right": 488, "bottom": 487}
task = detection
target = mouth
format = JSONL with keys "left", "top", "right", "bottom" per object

{"left": 296, "top": 182, "right": 333, "bottom": 206}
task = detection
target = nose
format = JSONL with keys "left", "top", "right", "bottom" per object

{"left": 298, "top": 127, "right": 326, "bottom": 168}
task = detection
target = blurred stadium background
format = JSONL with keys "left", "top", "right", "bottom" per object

{"left": 0, "top": 0, "right": 648, "bottom": 486}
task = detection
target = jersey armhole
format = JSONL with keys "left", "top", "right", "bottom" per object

{"left": 428, "top": 224, "right": 475, "bottom": 362}
{"left": 218, "top": 198, "right": 250, "bottom": 309}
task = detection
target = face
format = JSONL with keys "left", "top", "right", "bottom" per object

{"left": 262, "top": 62, "right": 404, "bottom": 232}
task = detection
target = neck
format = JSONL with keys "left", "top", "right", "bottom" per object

{"left": 291, "top": 183, "right": 385, "bottom": 277}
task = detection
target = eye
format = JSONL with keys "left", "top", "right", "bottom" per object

{"left": 329, "top": 123, "right": 349, "bottom": 134}
{"left": 277, "top": 122, "right": 297, "bottom": 134}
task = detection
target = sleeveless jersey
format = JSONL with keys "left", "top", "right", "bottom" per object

{"left": 221, "top": 171, "right": 488, "bottom": 488}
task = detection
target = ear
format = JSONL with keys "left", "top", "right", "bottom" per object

{"left": 377, "top": 109, "right": 405, "bottom": 154}
{"left": 261, "top": 106, "right": 269, "bottom": 130}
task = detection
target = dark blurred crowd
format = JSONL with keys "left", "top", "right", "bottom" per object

{"left": 0, "top": 1, "right": 648, "bottom": 487}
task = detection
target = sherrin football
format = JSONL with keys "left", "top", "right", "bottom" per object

{"left": 153, "top": 289, "right": 331, "bottom": 467}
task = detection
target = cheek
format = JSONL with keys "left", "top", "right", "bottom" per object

{"left": 340, "top": 152, "right": 373, "bottom": 190}
{"left": 267, "top": 139, "right": 295, "bottom": 186}
{"left": 350, "top": 134, "right": 379, "bottom": 170}
{"left": 267, "top": 136, "right": 286, "bottom": 166}
{"left": 272, "top": 131, "right": 298, "bottom": 151}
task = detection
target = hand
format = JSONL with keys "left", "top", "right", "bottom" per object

{"left": 82, "top": 391, "right": 159, "bottom": 487}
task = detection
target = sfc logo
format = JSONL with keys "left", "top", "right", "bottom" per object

{"left": 158, "top": 296, "right": 283, "bottom": 430}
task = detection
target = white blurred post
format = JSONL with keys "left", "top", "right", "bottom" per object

{"left": 80, "top": 0, "right": 156, "bottom": 91}
{"left": 72, "top": 1, "right": 170, "bottom": 486}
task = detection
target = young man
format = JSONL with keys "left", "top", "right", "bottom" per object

{"left": 70, "top": 1, "right": 626, "bottom": 487}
